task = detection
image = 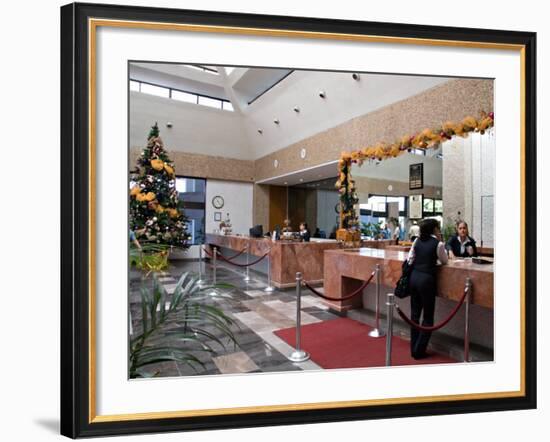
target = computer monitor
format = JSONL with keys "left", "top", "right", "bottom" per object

{"left": 249, "top": 225, "right": 263, "bottom": 238}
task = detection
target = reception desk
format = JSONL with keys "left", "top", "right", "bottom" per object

{"left": 205, "top": 233, "right": 342, "bottom": 288}
{"left": 323, "top": 248, "right": 494, "bottom": 312}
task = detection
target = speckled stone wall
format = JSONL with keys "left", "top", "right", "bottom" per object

{"left": 355, "top": 176, "right": 442, "bottom": 201}
{"left": 129, "top": 148, "right": 255, "bottom": 182}
{"left": 253, "top": 78, "right": 493, "bottom": 182}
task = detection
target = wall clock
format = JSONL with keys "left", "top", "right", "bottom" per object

{"left": 212, "top": 195, "right": 224, "bottom": 209}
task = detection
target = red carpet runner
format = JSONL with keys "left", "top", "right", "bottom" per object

{"left": 274, "top": 318, "right": 457, "bottom": 368}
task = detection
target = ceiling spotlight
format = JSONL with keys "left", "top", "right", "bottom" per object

{"left": 293, "top": 106, "right": 300, "bottom": 113}
{"left": 257, "top": 129, "right": 263, "bottom": 134}
{"left": 299, "top": 178, "right": 304, "bottom": 182}
{"left": 352, "top": 73, "right": 360, "bottom": 81}
{"left": 273, "top": 118, "right": 280, "bottom": 125}
{"left": 284, "top": 182, "right": 288, "bottom": 185}
{"left": 318, "top": 90, "right": 326, "bottom": 99}
{"left": 166, "top": 122, "right": 173, "bottom": 128}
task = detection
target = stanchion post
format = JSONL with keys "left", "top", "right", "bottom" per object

{"left": 243, "top": 244, "right": 251, "bottom": 282}
{"left": 464, "top": 277, "right": 472, "bottom": 363}
{"left": 212, "top": 246, "right": 217, "bottom": 286}
{"left": 264, "top": 250, "right": 275, "bottom": 293}
{"left": 197, "top": 244, "right": 204, "bottom": 286}
{"left": 368, "top": 264, "right": 386, "bottom": 338}
{"left": 288, "top": 272, "right": 310, "bottom": 363}
{"left": 385, "top": 293, "right": 395, "bottom": 367}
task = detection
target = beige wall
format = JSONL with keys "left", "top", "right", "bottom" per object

{"left": 253, "top": 78, "right": 493, "bottom": 182}
{"left": 130, "top": 148, "right": 254, "bottom": 183}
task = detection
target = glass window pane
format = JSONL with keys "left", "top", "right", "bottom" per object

{"left": 368, "top": 196, "right": 386, "bottom": 213}
{"left": 177, "top": 177, "right": 206, "bottom": 245}
{"left": 172, "top": 90, "right": 197, "bottom": 104}
{"left": 423, "top": 198, "right": 434, "bottom": 212}
{"left": 198, "top": 96, "right": 222, "bottom": 109}
{"left": 175, "top": 178, "right": 188, "bottom": 193}
{"left": 387, "top": 196, "right": 405, "bottom": 212}
{"left": 222, "top": 101, "right": 234, "bottom": 111}
{"left": 130, "top": 80, "right": 140, "bottom": 92}
{"left": 140, "top": 83, "right": 169, "bottom": 98}
{"left": 434, "top": 199, "right": 443, "bottom": 213}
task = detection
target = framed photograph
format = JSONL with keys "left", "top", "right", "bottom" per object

{"left": 409, "top": 194, "right": 423, "bottom": 220}
{"left": 409, "top": 163, "right": 424, "bottom": 190}
{"left": 61, "top": 2, "right": 536, "bottom": 438}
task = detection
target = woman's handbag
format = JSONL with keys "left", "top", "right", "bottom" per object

{"left": 394, "top": 258, "right": 413, "bottom": 299}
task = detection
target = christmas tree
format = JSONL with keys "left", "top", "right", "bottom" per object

{"left": 129, "top": 123, "right": 189, "bottom": 248}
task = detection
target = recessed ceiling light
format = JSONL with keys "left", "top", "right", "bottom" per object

{"left": 284, "top": 182, "right": 288, "bottom": 185}
{"left": 299, "top": 178, "right": 304, "bottom": 182}
{"left": 273, "top": 118, "right": 280, "bottom": 125}
{"left": 293, "top": 106, "right": 300, "bottom": 113}
{"left": 257, "top": 129, "right": 263, "bottom": 134}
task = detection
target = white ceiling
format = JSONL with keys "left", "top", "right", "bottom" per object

{"left": 130, "top": 62, "right": 454, "bottom": 161}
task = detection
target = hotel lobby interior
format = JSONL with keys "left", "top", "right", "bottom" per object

{"left": 128, "top": 62, "right": 495, "bottom": 378}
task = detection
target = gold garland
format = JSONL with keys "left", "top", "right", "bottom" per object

{"left": 336, "top": 111, "right": 494, "bottom": 230}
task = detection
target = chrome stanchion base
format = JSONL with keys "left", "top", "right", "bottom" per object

{"left": 288, "top": 350, "right": 310, "bottom": 363}
{"left": 368, "top": 328, "right": 386, "bottom": 338}
{"left": 264, "top": 285, "right": 275, "bottom": 293}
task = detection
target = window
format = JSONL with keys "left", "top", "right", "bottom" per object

{"left": 423, "top": 198, "right": 434, "bottom": 213}
{"left": 172, "top": 90, "right": 197, "bottom": 104}
{"left": 129, "top": 79, "right": 234, "bottom": 112}
{"left": 422, "top": 198, "right": 443, "bottom": 217}
{"left": 198, "top": 95, "right": 222, "bottom": 109}
{"left": 175, "top": 177, "right": 206, "bottom": 245}
{"left": 140, "top": 82, "right": 170, "bottom": 98}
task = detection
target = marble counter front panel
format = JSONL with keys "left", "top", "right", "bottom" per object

{"left": 206, "top": 234, "right": 342, "bottom": 288}
{"left": 324, "top": 248, "right": 494, "bottom": 312}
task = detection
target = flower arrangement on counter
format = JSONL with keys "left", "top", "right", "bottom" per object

{"left": 335, "top": 111, "right": 494, "bottom": 230}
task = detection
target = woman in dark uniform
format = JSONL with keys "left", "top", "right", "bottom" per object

{"left": 407, "top": 218, "right": 448, "bottom": 359}
{"left": 299, "top": 222, "right": 311, "bottom": 242}
{"left": 446, "top": 221, "right": 478, "bottom": 258}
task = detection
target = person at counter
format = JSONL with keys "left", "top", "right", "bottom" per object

{"left": 299, "top": 222, "right": 311, "bottom": 242}
{"left": 446, "top": 221, "right": 478, "bottom": 258}
{"left": 282, "top": 219, "right": 292, "bottom": 233}
{"left": 407, "top": 218, "right": 448, "bottom": 359}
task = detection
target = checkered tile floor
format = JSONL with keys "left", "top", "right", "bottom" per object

{"left": 129, "top": 260, "right": 341, "bottom": 378}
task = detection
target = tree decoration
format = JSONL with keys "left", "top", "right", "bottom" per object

{"left": 336, "top": 111, "right": 494, "bottom": 230}
{"left": 130, "top": 123, "right": 189, "bottom": 247}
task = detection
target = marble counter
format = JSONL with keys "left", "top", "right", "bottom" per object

{"left": 360, "top": 239, "right": 396, "bottom": 249}
{"left": 205, "top": 233, "right": 342, "bottom": 288}
{"left": 323, "top": 247, "right": 494, "bottom": 312}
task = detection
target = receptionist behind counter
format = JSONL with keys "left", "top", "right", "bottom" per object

{"left": 446, "top": 221, "right": 478, "bottom": 258}
{"left": 299, "top": 222, "right": 311, "bottom": 242}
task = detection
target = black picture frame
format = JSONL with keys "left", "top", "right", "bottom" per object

{"left": 409, "top": 163, "right": 424, "bottom": 190}
{"left": 61, "top": 2, "right": 537, "bottom": 438}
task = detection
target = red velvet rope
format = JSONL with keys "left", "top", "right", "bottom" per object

{"left": 215, "top": 250, "right": 270, "bottom": 267}
{"left": 219, "top": 248, "right": 247, "bottom": 260}
{"left": 303, "top": 271, "right": 376, "bottom": 301}
{"left": 395, "top": 286, "right": 469, "bottom": 332}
